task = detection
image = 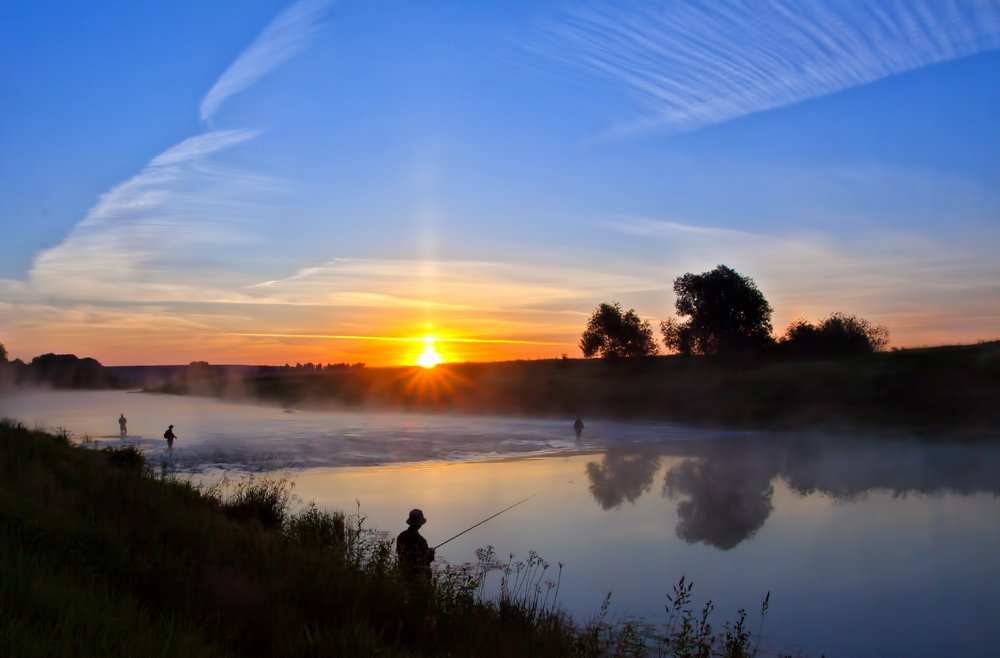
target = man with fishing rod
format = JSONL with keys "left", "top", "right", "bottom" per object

{"left": 396, "top": 508, "right": 437, "bottom": 632}
{"left": 395, "top": 493, "right": 549, "bottom": 628}
{"left": 397, "top": 508, "right": 435, "bottom": 582}
{"left": 396, "top": 488, "right": 549, "bottom": 583}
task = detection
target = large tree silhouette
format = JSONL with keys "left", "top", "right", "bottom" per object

{"left": 580, "top": 302, "right": 658, "bottom": 359}
{"left": 661, "top": 265, "right": 773, "bottom": 356}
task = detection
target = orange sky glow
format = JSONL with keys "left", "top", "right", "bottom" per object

{"left": 1, "top": 1, "right": 998, "bottom": 370}
{"left": 3, "top": 301, "right": 993, "bottom": 368}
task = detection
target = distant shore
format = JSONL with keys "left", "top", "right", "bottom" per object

{"left": 137, "top": 341, "right": 1000, "bottom": 438}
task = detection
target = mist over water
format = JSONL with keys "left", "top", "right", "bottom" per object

{"left": 0, "top": 389, "right": 739, "bottom": 471}
{"left": 3, "top": 389, "right": 999, "bottom": 657}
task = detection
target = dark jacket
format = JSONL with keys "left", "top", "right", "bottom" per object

{"left": 396, "top": 526, "right": 433, "bottom": 579}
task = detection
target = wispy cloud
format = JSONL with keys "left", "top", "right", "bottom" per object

{"left": 241, "top": 257, "right": 660, "bottom": 311}
{"left": 28, "top": 0, "right": 339, "bottom": 301}
{"left": 200, "top": 0, "right": 333, "bottom": 122}
{"left": 28, "top": 129, "right": 267, "bottom": 301}
{"left": 149, "top": 130, "right": 261, "bottom": 167}
{"left": 538, "top": 0, "right": 1000, "bottom": 135}
{"left": 230, "top": 332, "right": 559, "bottom": 345}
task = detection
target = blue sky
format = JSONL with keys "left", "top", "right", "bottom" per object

{"left": 1, "top": 0, "right": 998, "bottom": 366}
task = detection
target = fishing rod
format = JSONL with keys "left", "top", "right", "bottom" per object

{"left": 433, "top": 487, "right": 551, "bottom": 550}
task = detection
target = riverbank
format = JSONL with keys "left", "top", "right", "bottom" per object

{"left": 0, "top": 420, "right": 772, "bottom": 657}
{"left": 148, "top": 341, "right": 1000, "bottom": 436}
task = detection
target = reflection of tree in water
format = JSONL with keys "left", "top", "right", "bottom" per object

{"left": 663, "top": 457, "right": 775, "bottom": 550}
{"left": 779, "top": 439, "right": 1000, "bottom": 499}
{"left": 584, "top": 435, "right": 1000, "bottom": 550}
{"left": 586, "top": 448, "right": 661, "bottom": 509}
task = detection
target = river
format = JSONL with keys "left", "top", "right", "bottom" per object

{"left": 3, "top": 389, "right": 999, "bottom": 657}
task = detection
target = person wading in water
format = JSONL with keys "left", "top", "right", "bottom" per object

{"left": 163, "top": 424, "right": 176, "bottom": 449}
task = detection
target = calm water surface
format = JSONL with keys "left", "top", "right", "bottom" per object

{"left": 3, "top": 389, "right": 999, "bottom": 657}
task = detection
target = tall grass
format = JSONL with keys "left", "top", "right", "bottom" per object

{"left": 1, "top": 418, "right": 788, "bottom": 657}
{"left": 206, "top": 473, "right": 293, "bottom": 528}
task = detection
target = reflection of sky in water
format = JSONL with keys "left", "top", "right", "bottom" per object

{"left": 291, "top": 456, "right": 1000, "bottom": 658}
{"left": 4, "top": 390, "right": 999, "bottom": 657}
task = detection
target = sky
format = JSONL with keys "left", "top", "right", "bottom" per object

{"left": 1, "top": 0, "right": 999, "bottom": 367}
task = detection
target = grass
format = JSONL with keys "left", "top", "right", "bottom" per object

{"left": 1, "top": 419, "right": 788, "bottom": 657}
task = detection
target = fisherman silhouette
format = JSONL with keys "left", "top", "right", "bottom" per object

{"left": 118, "top": 413, "right": 128, "bottom": 438}
{"left": 574, "top": 417, "right": 584, "bottom": 440}
{"left": 396, "top": 508, "right": 435, "bottom": 631}
{"left": 396, "top": 508, "right": 434, "bottom": 582}
{"left": 163, "top": 424, "right": 176, "bottom": 449}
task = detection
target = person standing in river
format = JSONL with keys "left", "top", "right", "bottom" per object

{"left": 163, "top": 424, "right": 176, "bottom": 449}
{"left": 574, "top": 417, "right": 584, "bottom": 440}
{"left": 118, "top": 413, "right": 128, "bottom": 438}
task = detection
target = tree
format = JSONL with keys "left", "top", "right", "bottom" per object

{"left": 27, "top": 353, "right": 114, "bottom": 388}
{"left": 0, "top": 342, "right": 8, "bottom": 388}
{"left": 580, "top": 302, "right": 658, "bottom": 359}
{"left": 186, "top": 361, "right": 213, "bottom": 380}
{"left": 780, "top": 312, "right": 889, "bottom": 358}
{"left": 661, "top": 265, "right": 773, "bottom": 356}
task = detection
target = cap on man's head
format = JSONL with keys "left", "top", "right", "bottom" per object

{"left": 406, "top": 508, "right": 427, "bottom": 526}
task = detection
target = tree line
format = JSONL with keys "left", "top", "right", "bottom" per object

{"left": 0, "top": 350, "right": 116, "bottom": 388}
{"left": 581, "top": 264, "right": 888, "bottom": 359}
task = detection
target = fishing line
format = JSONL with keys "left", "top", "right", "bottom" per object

{"left": 433, "top": 485, "right": 553, "bottom": 550}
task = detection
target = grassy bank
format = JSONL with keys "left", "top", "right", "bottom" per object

{"left": 156, "top": 341, "right": 1000, "bottom": 435}
{"left": 1, "top": 420, "right": 777, "bottom": 657}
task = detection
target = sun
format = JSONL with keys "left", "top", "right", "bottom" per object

{"left": 415, "top": 338, "right": 444, "bottom": 369}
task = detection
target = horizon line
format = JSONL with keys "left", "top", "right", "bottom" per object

{"left": 228, "top": 332, "right": 561, "bottom": 345}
